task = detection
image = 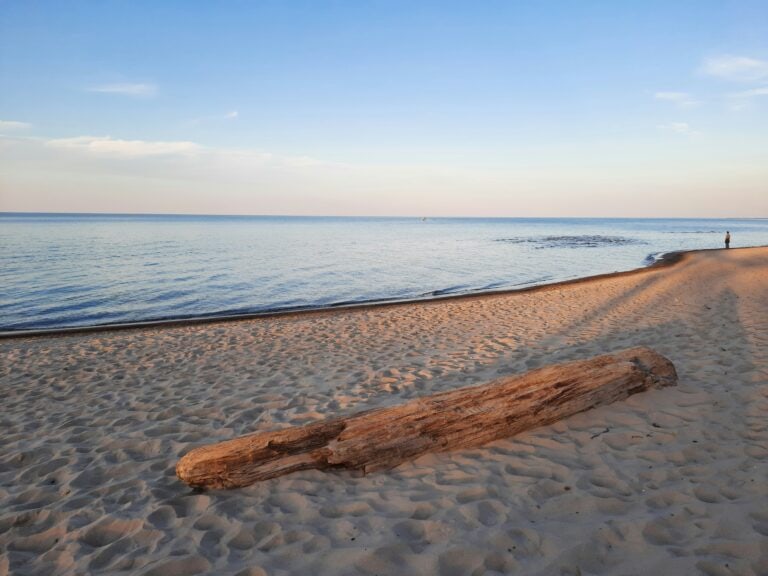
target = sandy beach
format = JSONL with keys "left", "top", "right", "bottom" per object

{"left": 1, "top": 246, "right": 766, "bottom": 575}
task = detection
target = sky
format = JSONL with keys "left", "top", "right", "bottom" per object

{"left": 1, "top": 0, "right": 767, "bottom": 217}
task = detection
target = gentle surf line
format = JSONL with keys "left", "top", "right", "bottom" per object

{"left": 0, "top": 247, "right": 710, "bottom": 339}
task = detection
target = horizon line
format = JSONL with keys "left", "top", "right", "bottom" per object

{"left": 1, "top": 211, "right": 765, "bottom": 221}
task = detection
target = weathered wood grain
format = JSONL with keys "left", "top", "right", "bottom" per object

{"left": 177, "top": 346, "right": 677, "bottom": 489}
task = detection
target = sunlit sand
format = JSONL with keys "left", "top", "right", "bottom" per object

{"left": 1, "top": 247, "right": 766, "bottom": 575}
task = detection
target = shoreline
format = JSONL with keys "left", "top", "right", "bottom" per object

{"left": 0, "top": 246, "right": 719, "bottom": 340}
{"left": 2, "top": 246, "right": 767, "bottom": 574}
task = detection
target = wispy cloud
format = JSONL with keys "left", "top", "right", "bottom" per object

{"left": 188, "top": 110, "right": 240, "bottom": 125}
{"left": 653, "top": 91, "right": 699, "bottom": 108}
{"left": 724, "top": 86, "right": 768, "bottom": 111}
{"left": 657, "top": 122, "right": 700, "bottom": 136}
{"left": 700, "top": 55, "right": 768, "bottom": 83}
{"left": 729, "top": 86, "right": 768, "bottom": 99}
{"left": 3, "top": 130, "right": 765, "bottom": 217}
{"left": 41, "top": 134, "right": 323, "bottom": 168}
{"left": 89, "top": 83, "right": 157, "bottom": 97}
{"left": 0, "top": 120, "right": 32, "bottom": 132}
{"left": 46, "top": 136, "right": 200, "bottom": 157}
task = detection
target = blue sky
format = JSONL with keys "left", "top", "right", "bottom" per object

{"left": 1, "top": 1, "right": 767, "bottom": 216}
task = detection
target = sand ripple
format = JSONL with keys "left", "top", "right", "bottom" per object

{"left": 1, "top": 247, "right": 767, "bottom": 574}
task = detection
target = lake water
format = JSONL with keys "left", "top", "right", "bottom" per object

{"left": 1, "top": 213, "right": 766, "bottom": 331}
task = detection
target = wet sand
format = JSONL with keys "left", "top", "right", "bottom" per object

{"left": 1, "top": 247, "right": 767, "bottom": 575}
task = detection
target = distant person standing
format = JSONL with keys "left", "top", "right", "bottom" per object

{"left": 725, "top": 231, "right": 731, "bottom": 249}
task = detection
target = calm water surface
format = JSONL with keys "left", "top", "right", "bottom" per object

{"left": 1, "top": 214, "right": 767, "bottom": 331}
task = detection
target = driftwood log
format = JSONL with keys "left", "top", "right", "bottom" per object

{"left": 177, "top": 346, "right": 677, "bottom": 489}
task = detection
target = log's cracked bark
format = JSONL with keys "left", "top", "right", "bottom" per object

{"left": 177, "top": 346, "right": 677, "bottom": 489}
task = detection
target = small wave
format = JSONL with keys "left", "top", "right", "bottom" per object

{"left": 32, "top": 297, "right": 116, "bottom": 317}
{"left": 510, "top": 275, "right": 554, "bottom": 287}
{"left": 420, "top": 284, "right": 471, "bottom": 297}
{"left": 643, "top": 252, "right": 671, "bottom": 266}
{"left": 495, "top": 235, "right": 647, "bottom": 248}
{"left": 662, "top": 230, "right": 718, "bottom": 234}
{"left": 478, "top": 281, "right": 509, "bottom": 291}
{"left": 146, "top": 289, "right": 195, "bottom": 304}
